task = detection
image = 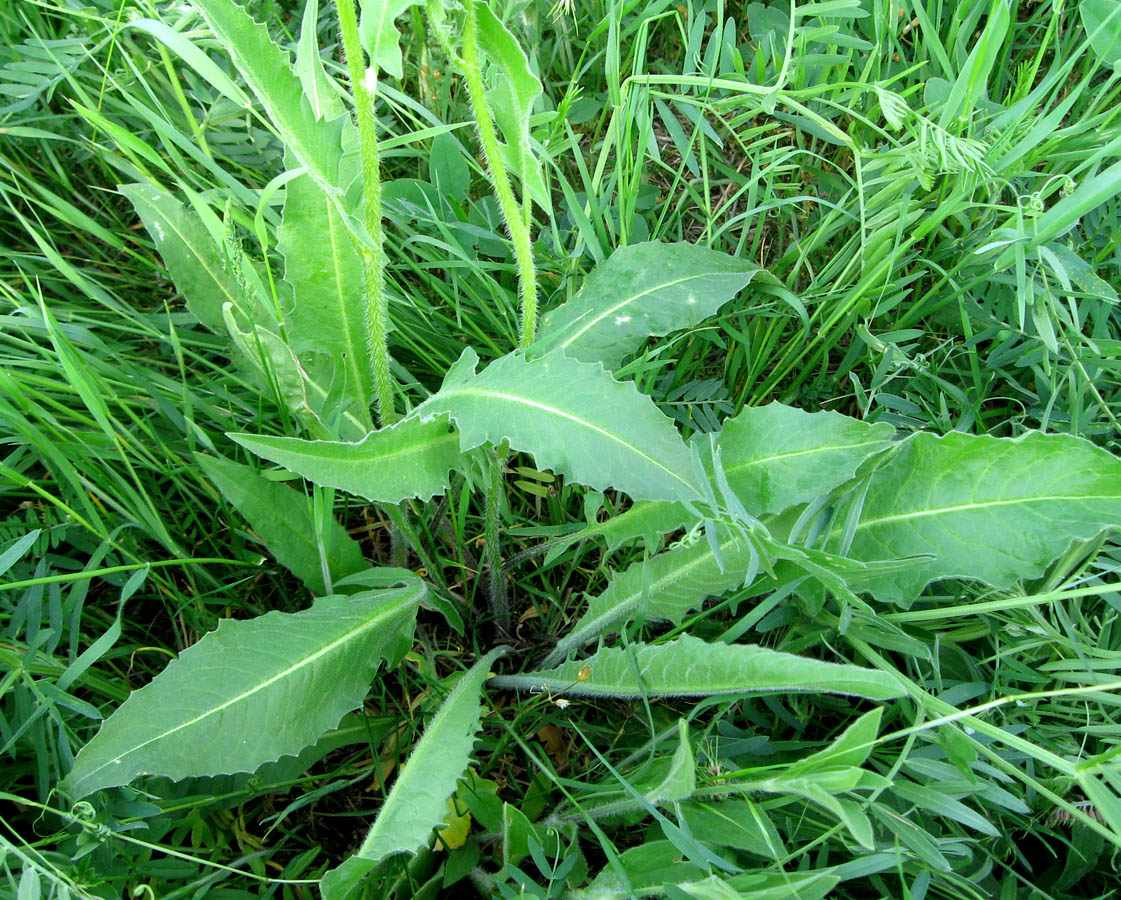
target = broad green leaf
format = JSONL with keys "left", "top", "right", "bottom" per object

{"left": 195, "top": 453, "right": 367, "bottom": 594}
{"left": 544, "top": 529, "right": 753, "bottom": 666}
{"left": 320, "top": 648, "right": 505, "bottom": 899}
{"left": 680, "top": 799, "right": 784, "bottom": 860}
{"left": 62, "top": 577, "right": 423, "bottom": 798}
{"left": 278, "top": 168, "right": 374, "bottom": 427}
{"left": 679, "top": 871, "right": 840, "bottom": 900}
{"left": 230, "top": 414, "right": 464, "bottom": 504}
{"left": 841, "top": 431, "right": 1121, "bottom": 605}
{"left": 120, "top": 183, "right": 239, "bottom": 333}
{"left": 713, "top": 403, "right": 894, "bottom": 515}
{"left": 474, "top": 1, "right": 546, "bottom": 205}
{"left": 416, "top": 349, "right": 702, "bottom": 503}
{"left": 891, "top": 779, "right": 999, "bottom": 836}
{"left": 573, "top": 842, "right": 707, "bottom": 900}
{"left": 492, "top": 635, "right": 904, "bottom": 700}
{"left": 1081, "top": 0, "right": 1121, "bottom": 67}
{"left": 535, "top": 242, "right": 789, "bottom": 368}
{"left": 359, "top": 0, "right": 424, "bottom": 80}
{"left": 189, "top": 0, "right": 346, "bottom": 199}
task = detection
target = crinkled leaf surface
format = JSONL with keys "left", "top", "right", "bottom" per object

{"left": 195, "top": 452, "right": 366, "bottom": 594}
{"left": 713, "top": 402, "right": 894, "bottom": 515}
{"left": 230, "top": 415, "right": 463, "bottom": 503}
{"left": 320, "top": 648, "right": 505, "bottom": 899}
{"left": 842, "top": 431, "right": 1121, "bottom": 605}
{"left": 278, "top": 166, "right": 374, "bottom": 427}
{"left": 493, "top": 635, "right": 904, "bottom": 700}
{"left": 62, "top": 577, "right": 422, "bottom": 798}
{"left": 534, "top": 242, "right": 784, "bottom": 368}
{"left": 415, "top": 349, "right": 702, "bottom": 503}
{"left": 119, "top": 183, "right": 239, "bottom": 333}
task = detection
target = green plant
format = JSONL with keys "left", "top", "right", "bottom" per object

{"left": 37, "top": 0, "right": 1121, "bottom": 897}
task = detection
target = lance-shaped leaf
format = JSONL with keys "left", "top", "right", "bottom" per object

{"left": 62, "top": 576, "right": 423, "bottom": 798}
{"left": 415, "top": 349, "right": 702, "bottom": 503}
{"left": 196, "top": 453, "right": 367, "bottom": 595}
{"left": 189, "top": 0, "right": 345, "bottom": 198}
{"left": 842, "top": 430, "right": 1121, "bottom": 605}
{"left": 534, "top": 242, "right": 794, "bottom": 368}
{"left": 491, "top": 635, "right": 904, "bottom": 701}
{"left": 120, "top": 183, "right": 239, "bottom": 333}
{"left": 359, "top": 0, "right": 424, "bottom": 80}
{"left": 230, "top": 415, "right": 463, "bottom": 504}
{"left": 713, "top": 403, "right": 895, "bottom": 516}
{"left": 278, "top": 167, "right": 374, "bottom": 426}
{"left": 320, "top": 647, "right": 505, "bottom": 900}
{"left": 544, "top": 529, "right": 753, "bottom": 666}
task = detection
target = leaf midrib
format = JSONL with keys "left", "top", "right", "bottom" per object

{"left": 72, "top": 589, "right": 417, "bottom": 789}
{"left": 857, "top": 492, "right": 1121, "bottom": 530}
{"left": 556, "top": 270, "right": 749, "bottom": 350}
{"left": 437, "top": 386, "right": 699, "bottom": 498}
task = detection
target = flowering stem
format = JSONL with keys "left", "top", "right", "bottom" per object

{"left": 459, "top": 0, "right": 538, "bottom": 349}
{"left": 337, "top": 0, "right": 397, "bottom": 426}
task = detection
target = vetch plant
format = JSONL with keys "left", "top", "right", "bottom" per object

{"left": 59, "top": 0, "right": 1121, "bottom": 896}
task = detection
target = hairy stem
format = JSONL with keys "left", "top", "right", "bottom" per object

{"left": 337, "top": 0, "right": 397, "bottom": 426}
{"left": 484, "top": 445, "right": 511, "bottom": 639}
{"left": 459, "top": 0, "right": 538, "bottom": 349}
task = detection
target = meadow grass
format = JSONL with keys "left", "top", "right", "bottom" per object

{"left": 2, "top": 0, "right": 1120, "bottom": 897}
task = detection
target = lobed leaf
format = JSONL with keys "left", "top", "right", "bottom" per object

{"left": 534, "top": 242, "right": 790, "bottom": 369}
{"left": 320, "top": 648, "right": 506, "bottom": 899}
{"left": 415, "top": 349, "right": 703, "bottom": 503}
{"left": 230, "top": 414, "right": 464, "bottom": 504}
{"left": 544, "top": 529, "right": 753, "bottom": 666}
{"left": 493, "top": 635, "right": 904, "bottom": 701}
{"left": 62, "top": 576, "right": 423, "bottom": 798}
{"left": 359, "top": 0, "right": 425, "bottom": 80}
{"left": 842, "top": 430, "right": 1121, "bottom": 605}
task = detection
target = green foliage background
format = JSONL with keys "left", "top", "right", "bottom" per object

{"left": 2, "top": 0, "right": 1121, "bottom": 897}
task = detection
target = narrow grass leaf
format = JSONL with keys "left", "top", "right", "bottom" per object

{"left": 320, "top": 648, "right": 505, "bottom": 899}
{"left": 493, "top": 635, "right": 904, "bottom": 700}
{"left": 195, "top": 453, "right": 367, "bottom": 594}
{"left": 62, "top": 577, "right": 423, "bottom": 798}
{"left": 843, "top": 431, "right": 1121, "bottom": 605}
{"left": 416, "top": 349, "right": 702, "bottom": 503}
{"left": 229, "top": 415, "right": 464, "bottom": 503}
{"left": 534, "top": 242, "right": 785, "bottom": 368}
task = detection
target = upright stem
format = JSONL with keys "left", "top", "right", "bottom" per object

{"left": 337, "top": 0, "right": 397, "bottom": 426}
{"left": 459, "top": 0, "right": 538, "bottom": 349}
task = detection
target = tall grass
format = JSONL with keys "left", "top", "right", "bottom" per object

{"left": 2, "top": 0, "right": 1120, "bottom": 897}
